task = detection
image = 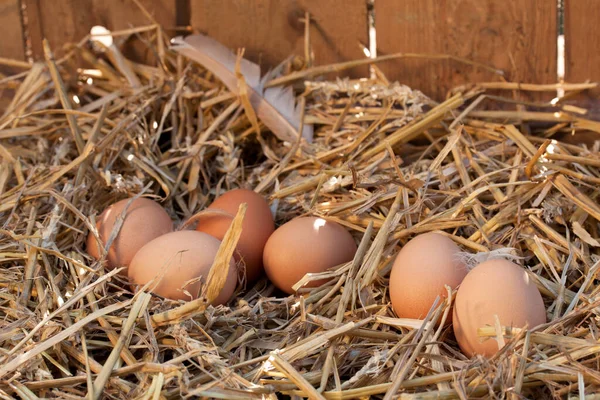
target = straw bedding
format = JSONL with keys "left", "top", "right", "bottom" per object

{"left": 0, "top": 21, "right": 600, "bottom": 400}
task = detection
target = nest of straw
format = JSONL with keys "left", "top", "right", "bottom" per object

{"left": 1, "top": 19, "right": 600, "bottom": 400}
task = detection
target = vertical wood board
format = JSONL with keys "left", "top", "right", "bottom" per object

{"left": 0, "top": 0, "right": 25, "bottom": 62}
{"left": 0, "top": 0, "right": 25, "bottom": 113}
{"left": 564, "top": 0, "right": 600, "bottom": 116}
{"left": 190, "top": 0, "right": 369, "bottom": 77}
{"left": 565, "top": 0, "right": 600, "bottom": 84}
{"left": 375, "top": 0, "right": 558, "bottom": 101}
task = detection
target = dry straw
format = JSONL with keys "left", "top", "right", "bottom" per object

{"left": 1, "top": 4, "right": 600, "bottom": 399}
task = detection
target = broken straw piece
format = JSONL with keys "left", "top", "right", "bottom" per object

{"left": 90, "top": 25, "right": 141, "bottom": 88}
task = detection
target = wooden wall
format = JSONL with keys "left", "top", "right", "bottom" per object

{"left": 21, "top": 0, "right": 176, "bottom": 60}
{"left": 564, "top": 0, "right": 600, "bottom": 106}
{"left": 0, "top": 0, "right": 26, "bottom": 64}
{"left": 0, "top": 0, "right": 597, "bottom": 102}
{"left": 375, "top": 0, "right": 557, "bottom": 100}
{"left": 190, "top": 0, "right": 368, "bottom": 76}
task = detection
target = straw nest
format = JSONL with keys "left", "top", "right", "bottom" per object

{"left": 1, "top": 20, "right": 600, "bottom": 400}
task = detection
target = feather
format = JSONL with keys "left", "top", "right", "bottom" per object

{"left": 170, "top": 34, "right": 313, "bottom": 143}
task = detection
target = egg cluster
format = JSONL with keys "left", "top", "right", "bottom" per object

{"left": 389, "top": 232, "right": 546, "bottom": 357}
{"left": 86, "top": 189, "right": 357, "bottom": 304}
{"left": 88, "top": 195, "right": 546, "bottom": 359}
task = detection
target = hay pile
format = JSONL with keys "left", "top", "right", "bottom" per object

{"left": 1, "top": 22, "right": 600, "bottom": 400}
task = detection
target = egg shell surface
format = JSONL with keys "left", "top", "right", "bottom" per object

{"left": 263, "top": 217, "right": 357, "bottom": 294}
{"left": 389, "top": 232, "right": 467, "bottom": 321}
{"left": 127, "top": 230, "right": 237, "bottom": 304}
{"left": 196, "top": 189, "right": 274, "bottom": 283}
{"left": 86, "top": 197, "right": 173, "bottom": 271}
{"left": 453, "top": 259, "right": 546, "bottom": 357}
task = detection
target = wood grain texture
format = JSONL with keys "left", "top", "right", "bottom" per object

{"left": 0, "top": 0, "right": 25, "bottom": 61}
{"left": 190, "top": 0, "right": 369, "bottom": 77}
{"left": 375, "top": 0, "right": 558, "bottom": 101}
{"left": 564, "top": 0, "right": 600, "bottom": 112}
{"left": 565, "top": 0, "right": 599, "bottom": 84}
{"left": 0, "top": 0, "right": 25, "bottom": 113}
{"left": 24, "top": 0, "right": 176, "bottom": 60}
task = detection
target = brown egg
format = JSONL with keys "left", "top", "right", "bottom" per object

{"left": 389, "top": 232, "right": 467, "bottom": 322}
{"left": 195, "top": 189, "right": 274, "bottom": 283}
{"left": 127, "top": 230, "right": 237, "bottom": 304}
{"left": 453, "top": 259, "right": 546, "bottom": 357}
{"left": 263, "top": 217, "right": 357, "bottom": 294}
{"left": 86, "top": 198, "right": 172, "bottom": 272}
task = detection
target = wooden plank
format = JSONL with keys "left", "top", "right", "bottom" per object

{"left": 0, "top": 0, "right": 25, "bottom": 114}
{"left": 190, "top": 0, "right": 369, "bottom": 77}
{"left": 375, "top": 0, "right": 558, "bottom": 101}
{"left": 564, "top": 0, "right": 600, "bottom": 116}
{"left": 0, "top": 0, "right": 25, "bottom": 61}
{"left": 23, "top": 0, "right": 176, "bottom": 61}
{"left": 25, "top": 0, "right": 94, "bottom": 59}
{"left": 565, "top": 0, "right": 600, "bottom": 85}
